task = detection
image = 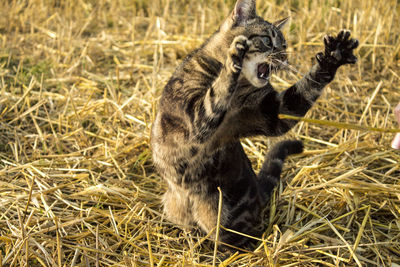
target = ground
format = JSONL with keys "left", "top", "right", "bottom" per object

{"left": 0, "top": 0, "right": 399, "bottom": 266}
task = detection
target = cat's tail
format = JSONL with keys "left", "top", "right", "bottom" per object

{"left": 258, "top": 140, "right": 303, "bottom": 201}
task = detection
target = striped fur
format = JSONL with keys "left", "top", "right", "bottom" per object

{"left": 151, "top": 0, "right": 358, "bottom": 249}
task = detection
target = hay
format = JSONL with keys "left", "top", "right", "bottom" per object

{"left": 0, "top": 0, "right": 399, "bottom": 266}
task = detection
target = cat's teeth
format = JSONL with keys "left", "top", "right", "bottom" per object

{"left": 259, "top": 72, "right": 269, "bottom": 80}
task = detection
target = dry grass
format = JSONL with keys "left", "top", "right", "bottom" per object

{"left": 1, "top": 0, "right": 400, "bottom": 266}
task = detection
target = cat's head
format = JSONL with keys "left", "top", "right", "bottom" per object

{"left": 222, "top": 0, "right": 289, "bottom": 88}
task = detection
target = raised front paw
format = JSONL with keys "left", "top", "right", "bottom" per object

{"left": 227, "top": 35, "right": 251, "bottom": 73}
{"left": 316, "top": 30, "right": 359, "bottom": 69}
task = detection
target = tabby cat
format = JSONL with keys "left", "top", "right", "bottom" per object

{"left": 151, "top": 0, "right": 358, "bottom": 248}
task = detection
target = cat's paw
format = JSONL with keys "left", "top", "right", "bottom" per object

{"left": 227, "top": 35, "right": 251, "bottom": 73}
{"left": 316, "top": 30, "right": 359, "bottom": 69}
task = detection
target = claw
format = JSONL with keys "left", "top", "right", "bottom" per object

{"left": 324, "top": 35, "right": 336, "bottom": 53}
{"left": 337, "top": 30, "right": 344, "bottom": 41}
{"left": 233, "top": 64, "right": 242, "bottom": 70}
{"left": 323, "top": 35, "right": 330, "bottom": 47}
{"left": 348, "top": 39, "right": 359, "bottom": 49}
{"left": 316, "top": 52, "right": 324, "bottom": 63}
{"left": 342, "top": 30, "right": 351, "bottom": 41}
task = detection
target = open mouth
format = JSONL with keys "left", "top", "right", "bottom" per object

{"left": 257, "top": 63, "right": 271, "bottom": 80}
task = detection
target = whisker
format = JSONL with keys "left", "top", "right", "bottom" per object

{"left": 273, "top": 58, "right": 306, "bottom": 76}
{"left": 262, "top": 56, "right": 312, "bottom": 80}
{"left": 275, "top": 59, "right": 323, "bottom": 84}
{"left": 268, "top": 51, "right": 294, "bottom": 56}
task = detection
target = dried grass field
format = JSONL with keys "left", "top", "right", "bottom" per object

{"left": 1, "top": 0, "right": 400, "bottom": 266}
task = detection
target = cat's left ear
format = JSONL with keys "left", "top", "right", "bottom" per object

{"left": 273, "top": 17, "right": 290, "bottom": 29}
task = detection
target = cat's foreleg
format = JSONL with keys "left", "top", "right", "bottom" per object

{"left": 194, "top": 36, "right": 251, "bottom": 143}
{"left": 276, "top": 30, "right": 359, "bottom": 130}
{"left": 163, "top": 185, "right": 194, "bottom": 227}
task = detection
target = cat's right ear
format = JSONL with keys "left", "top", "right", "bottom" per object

{"left": 232, "top": 0, "right": 256, "bottom": 24}
{"left": 221, "top": 0, "right": 256, "bottom": 31}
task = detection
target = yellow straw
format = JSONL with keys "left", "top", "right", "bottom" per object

{"left": 278, "top": 114, "right": 400, "bottom": 133}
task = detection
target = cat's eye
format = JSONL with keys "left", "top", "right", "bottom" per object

{"left": 261, "top": 36, "right": 272, "bottom": 47}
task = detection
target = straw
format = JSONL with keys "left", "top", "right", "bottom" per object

{"left": 0, "top": 0, "right": 399, "bottom": 266}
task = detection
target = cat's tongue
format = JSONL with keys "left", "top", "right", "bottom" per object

{"left": 257, "top": 63, "right": 269, "bottom": 79}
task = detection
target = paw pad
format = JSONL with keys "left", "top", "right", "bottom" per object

{"left": 318, "top": 29, "right": 359, "bottom": 68}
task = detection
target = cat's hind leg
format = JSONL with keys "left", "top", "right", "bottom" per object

{"left": 192, "top": 192, "right": 262, "bottom": 249}
{"left": 257, "top": 140, "right": 303, "bottom": 203}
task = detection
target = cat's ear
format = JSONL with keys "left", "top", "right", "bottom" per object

{"left": 273, "top": 17, "right": 289, "bottom": 29}
{"left": 232, "top": 0, "right": 256, "bottom": 24}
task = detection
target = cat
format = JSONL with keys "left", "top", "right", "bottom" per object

{"left": 151, "top": 0, "right": 358, "bottom": 249}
